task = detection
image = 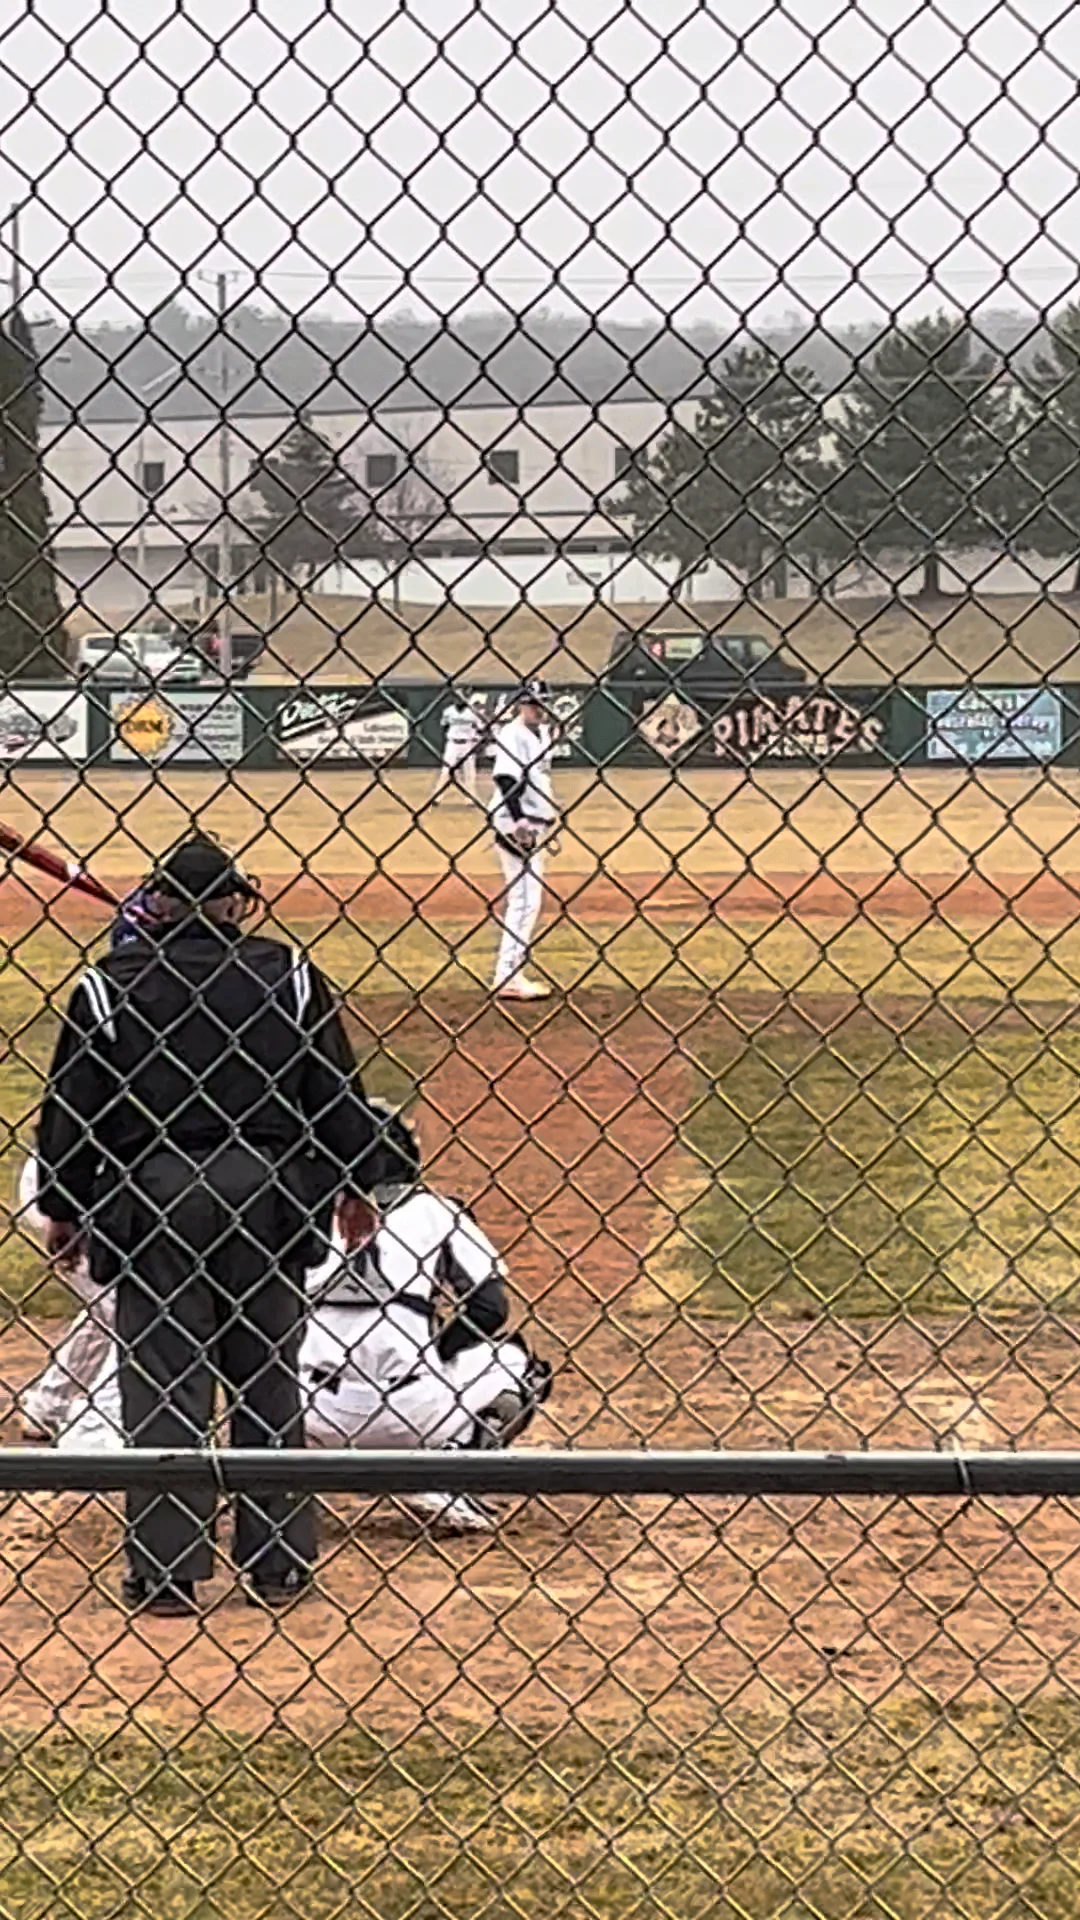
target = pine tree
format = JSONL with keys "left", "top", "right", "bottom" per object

{"left": 609, "top": 343, "right": 831, "bottom": 595}
{"left": 245, "top": 414, "right": 381, "bottom": 585}
{"left": 0, "top": 311, "right": 66, "bottom": 674}
{"left": 830, "top": 315, "right": 1019, "bottom": 596}
{"left": 1008, "top": 306, "right": 1080, "bottom": 588}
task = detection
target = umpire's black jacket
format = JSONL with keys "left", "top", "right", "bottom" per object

{"left": 36, "top": 922, "right": 386, "bottom": 1271}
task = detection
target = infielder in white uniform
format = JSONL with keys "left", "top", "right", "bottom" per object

{"left": 431, "top": 693, "right": 484, "bottom": 805}
{"left": 16, "top": 1106, "right": 552, "bottom": 1535}
{"left": 490, "top": 681, "right": 558, "bottom": 1001}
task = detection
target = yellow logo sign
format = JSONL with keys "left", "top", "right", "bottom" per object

{"left": 115, "top": 697, "right": 174, "bottom": 760}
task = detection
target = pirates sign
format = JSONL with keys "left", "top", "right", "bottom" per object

{"left": 639, "top": 694, "right": 703, "bottom": 759}
{"left": 713, "top": 692, "right": 885, "bottom": 762}
{"left": 638, "top": 689, "right": 885, "bottom": 764}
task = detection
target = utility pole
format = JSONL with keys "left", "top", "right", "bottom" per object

{"left": 9, "top": 203, "right": 21, "bottom": 311}
{"left": 216, "top": 271, "right": 234, "bottom": 679}
{"left": 135, "top": 367, "right": 175, "bottom": 612}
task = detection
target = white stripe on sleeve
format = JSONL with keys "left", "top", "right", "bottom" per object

{"left": 80, "top": 967, "right": 117, "bottom": 1043}
{"left": 291, "top": 950, "right": 313, "bottom": 1027}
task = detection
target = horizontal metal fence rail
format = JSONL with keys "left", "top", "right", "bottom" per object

{"left": 3, "top": 1448, "right": 1079, "bottom": 1498}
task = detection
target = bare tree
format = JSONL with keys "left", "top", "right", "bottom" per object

{"left": 375, "top": 450, "right": 446, "bottom": 610}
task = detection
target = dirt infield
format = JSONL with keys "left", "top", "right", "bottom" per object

{"left": 1, "top": 761, "right": 1079, "bottom": 1752}
{"left": 12, "top": 863, "right": 1080, "bottom": 938}
{"left": 0, "top": 993, "right": 1078, "bottom": 1748}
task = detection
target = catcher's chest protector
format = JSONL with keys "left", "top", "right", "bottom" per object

{"left": 312, "top": 1189, "right": 466, "bottom": 1312}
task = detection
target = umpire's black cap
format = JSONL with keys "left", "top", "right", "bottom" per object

{"left": 152, "top": 836, "right": 260, "bottom": 904}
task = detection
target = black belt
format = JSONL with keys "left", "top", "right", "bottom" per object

{"left": 318, "top": 1291, "right": 431, "bottom": 1319}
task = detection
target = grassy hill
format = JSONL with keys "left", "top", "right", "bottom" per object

{"left": 69, "top": 590, "right": 1080, "bottom": 686}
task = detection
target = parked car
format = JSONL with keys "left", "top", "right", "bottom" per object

{"left": 76, "top": 631, "right": 204, "bottom": 683}
{"left": 169, "top": 619, "right": 264, "bottom": 678}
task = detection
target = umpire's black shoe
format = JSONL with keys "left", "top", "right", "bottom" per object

{"left": 244, "top": 1569, "right": 313, "bottom": 1611}
{"left": 121, "top": 1576, "right": 199, "bottom": 1618}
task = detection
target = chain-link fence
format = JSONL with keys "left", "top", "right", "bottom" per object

{"left": 1, "top": 0, "right": 1080, "bottom": 1913}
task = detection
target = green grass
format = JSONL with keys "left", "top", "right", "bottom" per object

{"left": 651, "top": 1004, "right": 1080, "bottom": 1318}
{"left": 1, "top": 1697, "right": 1079, "bottom": 1920}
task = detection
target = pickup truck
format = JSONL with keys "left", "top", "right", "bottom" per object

{"left": 77, "top": 624, "right": 263, "bottom": 681}
{"left": 606, "top": 626, "right": 809, "bottom": 690}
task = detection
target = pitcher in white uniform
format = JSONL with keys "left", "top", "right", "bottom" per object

{"left": 18, "top": 1105, "right": 552, "bottom": 1536}
{"left": 490, "top": 681, "right": 559, "bottom": 1001}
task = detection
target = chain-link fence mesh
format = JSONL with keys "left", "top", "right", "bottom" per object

{"left": 0, "top": 0, "right": 1080, "bottom": 1912}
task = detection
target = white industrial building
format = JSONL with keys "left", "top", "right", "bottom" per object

{"left": 42, "top": 392, "right": 694, "bottom": 614}
{"left": 34, "top": 318, "right": 1055, "bottom": 616}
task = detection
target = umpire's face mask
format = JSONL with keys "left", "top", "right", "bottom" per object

{"left": 149, "top": 885, "right": 263, "bottom": 928}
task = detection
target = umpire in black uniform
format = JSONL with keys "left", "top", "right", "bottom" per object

{"left": 36, "top": 836, "right": 395, "bottom": 1617}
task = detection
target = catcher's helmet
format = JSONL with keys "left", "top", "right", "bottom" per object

{"left": 367, "top": 1097, "right": 422, "bottom": 1184}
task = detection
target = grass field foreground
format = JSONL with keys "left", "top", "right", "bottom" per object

{"left": 1, "top": 1696, "right": 1078, "bottom": 1920}
{"left": 651, "top": 1003, "right": 1080, "bottom": 1317}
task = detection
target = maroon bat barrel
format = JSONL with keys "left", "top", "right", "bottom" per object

{"left": 0, "top": 823, "right": 119, "bottom": 907}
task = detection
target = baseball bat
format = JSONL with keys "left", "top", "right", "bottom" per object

{"left": 0, "top": 823, "right": 119, "bottom": 907}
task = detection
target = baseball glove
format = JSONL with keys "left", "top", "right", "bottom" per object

{"left": 511, "top": 820, "right": 542, "bottom": 853}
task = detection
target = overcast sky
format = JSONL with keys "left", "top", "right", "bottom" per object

{"left": 3, "top": 0, "right": 1080, "bottom": 328}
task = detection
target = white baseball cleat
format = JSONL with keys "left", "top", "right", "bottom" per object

{"left": 405, "top": 1491, "right": 497, "bottom": 1534}
{"left": 495, "top": 978, "right": 552, "bottom": 1001}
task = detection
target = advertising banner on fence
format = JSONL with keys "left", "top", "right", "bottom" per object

{"left": 268, "top": 689, "right": 410, "bottom": 764}
{"left": 0, "top": 690, "right": 88, "bottom": 762}
{"left": 926, "top": 688, "right": 1064, "bottom": 762}
{"left": 635, "top": 689, "right": 887, "bottom": 765}
{"left": 108, "top": 690, "right": 245, "bottom": 766}
{"left": 450, "top": 687, "right": 586, "bottom": 762}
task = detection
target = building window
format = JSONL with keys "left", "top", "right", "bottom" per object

{"left": 139, "top": 460, "right": 166, "bottom": 496}
{"left": 365, "top": 453, "right": 399, "bottom": 489}
{"left": 483, "top": 448, "right": 520, "bottom": 487}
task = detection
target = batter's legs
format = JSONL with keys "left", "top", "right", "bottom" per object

{"left": 22, "top": 1294, "right": 116, "bottom": 1439}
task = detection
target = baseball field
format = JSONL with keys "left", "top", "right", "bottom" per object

{"left": 0, "top": 756, "right": 1079, "bottom": 1916}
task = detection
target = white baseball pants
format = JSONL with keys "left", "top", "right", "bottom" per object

{"left": 53, "top": 1310, "right": 535, "bottom": 1457}
{"left": 494, "top": 846, "right": 545, "bottom": 988}
{"left": 301, "top": 1305, "right": 534, "bottom": 1450}
{"left": 22, "top": 1290, "right": 115, "bottom": 1436}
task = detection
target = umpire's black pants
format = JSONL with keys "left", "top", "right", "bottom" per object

{"left": 111, "top": 1145, "right": 316, "bottom": 1589}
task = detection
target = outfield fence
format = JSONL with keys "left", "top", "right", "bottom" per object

{"left": 6, "top": 0, "right": 1080, "bottom": 1914}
